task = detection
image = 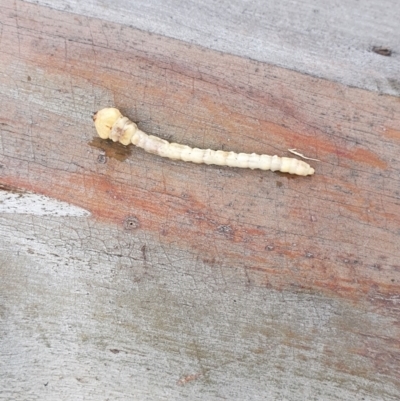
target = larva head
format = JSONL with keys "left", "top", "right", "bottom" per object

{"left": 93, "top": 108, "right": 122, "bottom": 139}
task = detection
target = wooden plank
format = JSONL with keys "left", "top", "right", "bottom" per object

{"left": 0, "top": 1, "right": 399, "bottom": 400}
{"left": 24, "top": 0, "right": 400, "bottom": 96}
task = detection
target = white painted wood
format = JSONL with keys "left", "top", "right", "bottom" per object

{"left": 24, "top": 0, "right": 400, "bottom": 96}
{"left": 1, "top": 214, "right": 398, "bottom": 400}
{"left": 0, "top": 190, "right": 90, "bottom": 216}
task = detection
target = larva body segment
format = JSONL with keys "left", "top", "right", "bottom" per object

{"left": 93, "top": 108, "right": 315, "bottom": 176}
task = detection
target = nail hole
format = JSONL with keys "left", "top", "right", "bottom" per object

{"left": 110, "top": 349, "right": 120, "bottom": 354}
{"left": 97, "top": 154, "right": 107, "bottom": 164}
{"left": 124, "top": 216, "right": 140, "bottom": 230}
{"left": 372, "top": 46, "right": 392, "bottom": 56}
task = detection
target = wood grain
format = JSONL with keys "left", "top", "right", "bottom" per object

{"left": 1, "top": 1, "right": 399, "bottom": 400}
{"left": 24, "top": 0, "right": 400, "bottom": 96}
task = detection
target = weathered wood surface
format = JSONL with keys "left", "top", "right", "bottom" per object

{"left": 0, "top": 1, "right": 399, "bottom": 400}
{"left": 25, "top": 0, "right": 400, "bottom": 96}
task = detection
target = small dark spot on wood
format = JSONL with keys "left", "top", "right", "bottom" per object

{"left": 141, "top": 245, "right": 147, "bottom": 261}
{"left": 97, "top": 154, "right": 107, "bottom": 164}
{"left": 217, "top": 225, "right": 233, "bottom": 238}
{"left": 44, "top": 382, "right": 48, "bottom": 387}
{"left": 276, "top": 181, "right": 283, "bottom": 188}
{"left": 372, "top": 46, "right": 392, "bottom": 57}
{"left": 203, "top": 257, "right": 216, "bottom": 265}
{"left": 27, "top": 75, "right": 31, "bottom": 81}
{"left": 124, "top": 216, "right": 140, "bottom": 230}
{"left": 110, "top": 349, "right": 120, "bottom": 354}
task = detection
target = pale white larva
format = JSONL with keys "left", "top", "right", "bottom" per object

{"left": 93, "top": 108, "right": 315, "bottom": 176}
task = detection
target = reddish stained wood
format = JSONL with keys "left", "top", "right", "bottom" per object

{"left": 0, "top": 0, "right": 399, "bottom": 309}
{"left": 383, "top": 127, "right": 400, "bottom": 141}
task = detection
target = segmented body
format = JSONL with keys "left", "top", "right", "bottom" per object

{"left": 93, "top": 108, "right": 315, "bottom": 176}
